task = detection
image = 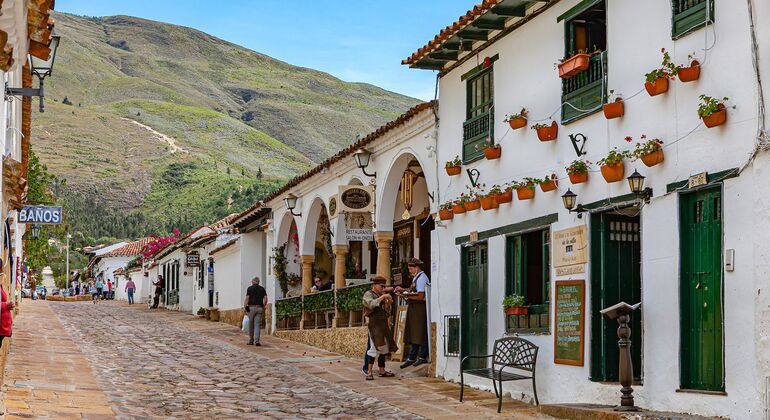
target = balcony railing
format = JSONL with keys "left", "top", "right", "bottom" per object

{"left": 673, "top": 0, "right": 707, "bottom": 15}
{"left": 672, "top": 0, "right": 712, "bottom": 38}
{"left": 462, "top": 108, "right": 493, "bottom": 162}
{"left": 561, "top": 52, "right": 606, "bottom": 123}
{"left": 275, "top": 283, "right": 372, "bottom": 331}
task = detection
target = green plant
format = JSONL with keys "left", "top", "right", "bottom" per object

{"left": 697, "top": 95, "right": 728, "bottom": 118}
{"left": 273, "top": 244, "right": 289, "bottom": 297}
{"left": 502, "top": 294, "right": 525, "bottom": 309}
{"left": 197, "top": 307, "right": 205, "bottom": 316}
{"left": 566, "top": 159, "right": 591, "bottom": 175}
{"left": 465, "top": 184, "right": 483, "bottom": 201}
{"left": 645, "top": 48, "right": 678, "bottom": 83}
{"left": 303, "top": 291, "right": 335, "bottom": 313}
{"left": 439, "top": 202, "right": 453, "bottom": 211}
{"left": 597, "top": 148, "right": 631, "bottom": 166}
{"left": 629, "top": 135, "right": 664, "bottom": 158}
{"left": 532, "top": 173, "right": 557, "bottom": 184}
{"left": 605, "top": 89, "right": 622, "bottom": 102}
{"left": 504, "top": 107, "right": 528, "bottom": 121}
{"left": 445, "top": 155, "right": 461, "bottom": 168}
{"left": 488, "top": 184, "right": 503, "bottom": 195}
{"left": 275, "top": 296, "right": 303, "bottom": 320}
{"left": 336, "top": 283, "right": 371, "bottom": 311}
{"left": 286, "top": 272, "right": 302, "bottom": 287}
{"left": 679, "top": 52, "right": 699, "bottom": 68}
{"left": 530, "top": 122, "right": 551, "bottom": 130}
{"left": 512, "top": 180, "right": 536, "bottom": 190}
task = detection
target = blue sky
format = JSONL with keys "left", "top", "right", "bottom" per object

{"left": 57, "top": 0, "right": 475, "bottom": 100}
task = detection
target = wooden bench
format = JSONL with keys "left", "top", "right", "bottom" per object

{"left": 460, "top": 337, "right": 539, "bottom": 412}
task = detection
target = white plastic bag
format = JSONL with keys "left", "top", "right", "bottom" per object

{"left": 241, "top": 313, "right": 249, "bottom": 333}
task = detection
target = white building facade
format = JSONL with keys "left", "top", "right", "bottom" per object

{"left": 404, "top": 0, "right": 770, "bottom": 418}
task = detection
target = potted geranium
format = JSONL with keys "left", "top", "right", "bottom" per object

{"left": 602, "top": 90, "right": 624, "bottom": 119}
{"left": 480, "top": 184, "right": 501, "bottom": 211}
{"left": 464, "top": 185, "right": 482, "bottom": 211}
{"left": 566, "top": 159, "right": 590, "bottom": 184}
{"left": 445, "top": 155, "right": 462, "bottom": 176}
{"left": 557, "top": 49, "right": 592, "bottom": 79}
{"left": 531, "top": 121, "right": 558, "bottom": 141}
{"left": 597, "top": 148, "right": 630, "bottom": 183}
{"left": 536, "top": 173, "right": 558, "bottom": 192}
{"left": 698, "top": 95, "right": 728, "bottom": 128}
{"left": 438, "top": 202, "right": 454, "bottom": 220}
{"left": 677, "top": 53, "right": 700, "bottom": 83}
{"left": 496, "top": 183, "right": 514, "bottom": 204}
{"left": 514, "top": 180, "right": 536, "bottom": 200}
{"left": 452, "top": 195, "right": 468, "bottom": 215}
{"left": 503, "top": 294, "right": 527, "bottom": 315}
{"left": 644, "top": 48, "right": 677, "bottom": 96}
{"left": 630, "top": 134, "right": 665, "bottom": 167}
{"left": 504, "top": 107, "right": 528, "bottom": 130}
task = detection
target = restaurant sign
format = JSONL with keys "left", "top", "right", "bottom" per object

{"left": 553, "top": 226, "right": 587, "bottom": 276}
{"left": 338, "top": 185, "right": 374, "bottom": 213}
{"left": 346, "top": 228, "right": 373, "bottom": 241}
{"left": 18, "top": 205, "right": 62, "bottom": 224}
{"left": 186, "top": 251, "right": 200, "bottom": 267}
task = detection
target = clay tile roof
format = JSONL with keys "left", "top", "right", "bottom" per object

{"left": 100, "top": 237, "right": 154, "bottom": 258}
{"left": 210, "top": 214, "right": 237, "bottom": 231}
{"left": 187, "top": 233, "right": 218, "bottom": 249}
{"left": 256, "top": 101, "right": 436, "bottom": 207}
{"left": 28, "top": 0, "right": 56, "bottom": 60}
{"left": 113, "top": 267, "right": 125, "bottom": 275}
{"left": 209, "top": 238, "right": 239, "bottom": 256}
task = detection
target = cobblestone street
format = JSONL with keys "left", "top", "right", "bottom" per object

{"left": 2, "top": 300, "right": 549, "bottom": 419}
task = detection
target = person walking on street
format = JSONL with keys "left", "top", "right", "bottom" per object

{"left": 361, "top": 283, "right": 395, "bottom": 376}
{"left": 106, "top": 280, "right": 113, "bottom": 300}
{"left": 89, "top": 281, "right": 98, "bottom": 304}
{"left": 243, "top": 276, "right": 267, "bottom": 346}
{"left": 151, "top": 275, "right": 164, "bottom": 309}
{"left": 362, "top": 276, "right": 397, "bottom": 380}
{"left": 397, "top": 258, "right": 431, "bottom": 369}
{"left": 125, "top": 277, "right": 136, "bottom": 305}
{"left": 0, "top": 283, "right": 15, "bottom": 346}
{"left": 95, "top": 277, "right": 104, "bottom": 303}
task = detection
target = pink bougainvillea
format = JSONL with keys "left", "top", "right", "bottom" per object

{"left": 140, "top": 229, "right": 180, "bottom": 260}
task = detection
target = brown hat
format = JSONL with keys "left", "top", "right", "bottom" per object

{"left": 371, "top": 276, "right": 387, "bottom": 285}
{"left": 407, "top": 258, "right": 424, "bottom": 268}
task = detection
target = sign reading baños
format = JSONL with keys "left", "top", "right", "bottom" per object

{"left": 18, "top": 205, "right": 62, "bottom": 224}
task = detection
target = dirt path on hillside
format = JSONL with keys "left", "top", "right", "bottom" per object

{"left": 122, "top": 118, "right": 188, "bottom": 154}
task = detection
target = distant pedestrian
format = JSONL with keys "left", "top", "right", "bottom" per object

{"left": 125, "top": 277, "right": 136, "bottom": 305}
{"left": 0, "top": 284, "right": 15, "bottom": 346}
{"left": 73, "top": 280, "right": 80, "bottom": 296}
{"left": 89, "top": 282, "right": 98, "bottom": 304}
{"left": 362, "top": 276, "right": 397, "bottom": 380}
{"left": 243, "top": 276, "right": 267, "bottom": 346}
{"left": 95, "top": 278, "right": 103, "bottom": 302}
{"left": 151, "top": 275, "right": 164, "bottom": 309}
{"left": 106, "top": 280, "right": 113, "bottom": 300}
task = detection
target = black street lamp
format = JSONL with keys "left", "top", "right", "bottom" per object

{"left": 353, "top": 148, "right": 376, "bottom": 178}
{"left": 284, "top": 193, "right": 302, "bottom": 217}
{"left": 561, "top": 189, "right": 587, "bottom": 218}
{"left": 627, "top": 170, "right": 653, "bottom": 203}
{"left": 30, "top": 224, "right": 41, "bottom": 239}
{"left": 6, "top": 34, "right": 60, "bottom": 112}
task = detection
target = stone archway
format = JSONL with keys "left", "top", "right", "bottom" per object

{"left": 274, "top": 211, "right": 301, "bottom": 298}
{"left": 299, "top": 197, "right": 333, "bottom": 293}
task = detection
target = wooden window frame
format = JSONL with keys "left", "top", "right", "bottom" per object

{"left": 505, "top": 229, "right": 551, "bottom": 334}
{"left": 462, "top": 67, "right": 494, "bottom": 163}
{"left": 672, "top": 0, "right": 714, "bottom": 40}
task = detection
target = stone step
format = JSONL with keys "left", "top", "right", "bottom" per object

{"left": 540, "top": 404, "right": 723, "bottom": 420}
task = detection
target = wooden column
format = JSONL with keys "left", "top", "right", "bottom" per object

{"left": 332, "top": 245, "right": 348, "bottom": 289}
{"left": 374, "top": 231, "right": 394, "bottom": 285}
{"left": 300, "top": 255, "right": 315, "bottom": 294}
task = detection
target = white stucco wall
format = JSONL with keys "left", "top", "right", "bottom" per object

{"left": 429, "top": 0, "right": 768, "bottom": 418}
{"left": 212, "top": 242, "right": 243, "bottom": 311}
{"left": 94, "top": 257, "right": 131, "bottom": 293}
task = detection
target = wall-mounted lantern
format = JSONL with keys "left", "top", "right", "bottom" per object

{"left": 6, "top": 34, "right": 60, "bottom": 112}
{"left": 284, "top": 193, "right": 302, "bottom": 217}
{"left": 353, "top": 148, "right": 376, "bottom": 178}
{"left": 561, "top": 189, "right": 587, "bottom": 218}
{"left": 627, "top": 170, "right": 653, "bottom": 203}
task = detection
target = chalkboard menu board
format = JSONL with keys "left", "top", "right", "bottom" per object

{"left": 554, "top": 280, "right": 585, "bottom": 366}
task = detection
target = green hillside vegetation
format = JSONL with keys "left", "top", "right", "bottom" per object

{"left": 31, "top": 12, "right": 419, "bottom": 241}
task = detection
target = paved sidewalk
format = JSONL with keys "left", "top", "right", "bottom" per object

{"left": 2, "top": 299, "right": 116, "bottom": 419}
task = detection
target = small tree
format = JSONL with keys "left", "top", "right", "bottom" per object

{"left": 256, "top": 167, "right": 263, "bottom": 179}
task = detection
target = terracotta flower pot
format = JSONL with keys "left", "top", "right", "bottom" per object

{"left": 508, "top": 117, "right": 527, "bottom": 130}
{"left": 445, "top": 166, "right": 461, "bottom": 176}
{"left": 600, "top": 163, "right": 625, "bottom": 183}
{"left": 678, "top": 60, "right": 701, "bottom": 82}
{"left": 484, "top": 146, "right": 502, "bottom": 160}
{"left": 452, "top": 204, "right": 466, "bottom": 214}
{"left": 516, "top": 187, "right": 535, "bottom": 201}
{"left": 558, "top": 53, "right": 591, "bottom": 79}
{"left": 569, "top": 172, "right": 588, "bottom": 184}
{"left": 465, "top": 200, "right": 481, "bottom": 211}
{"left": 644, "top": 77, "right": 669, "bottom": 96}
{"left": 438, "top": 209, "right": 454, "bottom": 220}
{"left": 495, "top": 190, "right": 513, "bottom": 204}
{"left": 539, "top": 180, "right": 557, "bottom": 192}
{"left": 536, "top": 121, "right": 558, "bottom": 141}
{"left": 641, "top": 149, "right": 664, "bottom": 167}
{"left": 702, "top": 106, "right": 727, "bottom": 128}
{"left": 505, "top": 306, "right": 529, "bottom": 315}
{"left": 480, "top": 196, "right": 498, "bottom": 211}
{"left": 603, "top": 100, "right": 624, "bottom": 119}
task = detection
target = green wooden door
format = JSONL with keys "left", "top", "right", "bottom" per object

{"left": 590, "top": 212, "right": 642, "bottom": 382}
{"left": 461, "top": 243, "right": 488, "bottom": 369}
{"left": 680, "top": 187, "right": 723, "bottom": 391}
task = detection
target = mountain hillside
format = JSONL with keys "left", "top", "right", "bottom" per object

{"left": 32, "top": 13, "right": 420, "bottom": 241}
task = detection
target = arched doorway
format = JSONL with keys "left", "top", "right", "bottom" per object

{"left": 274, "top": 213, "right": 302, "bottom": 298}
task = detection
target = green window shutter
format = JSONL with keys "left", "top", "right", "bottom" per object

{"left": 561, "top": 53, "right": 606, "bottom": 123}
{"left": 672, "top": 0, "right": 714, "bottom": 39}
{"left": 463, "top": 68, "right": 494, "bottom": 163}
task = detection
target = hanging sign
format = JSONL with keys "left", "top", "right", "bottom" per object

{"left": 18, "top": 205, "right": 62, "bottom": 224}
{"left": 688, "top": 172, "right": 708, "bottom": 189}
{"left": 553, "top": 226, "right": 587, "bottom": 276}
{"left": 338, "top": 185, "right": 374, "bottom": 213}
{"left": 186, "top": 252, "right": 200, "bottom": 267}
{"left": 554, "top": 280, "right": 585, "bottom": 366}
{"left": 328, "top": 195, "right": 338, "bottom": 218}
{"left": 346, "top": 228, "right": 373, "bottom": 241}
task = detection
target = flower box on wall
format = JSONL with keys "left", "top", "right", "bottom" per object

{"left": 505, "top": 306, "right": 529, "bottom": 315}
{"left": 496, "top": 189, "right": 513, "bottom": 204}
{"left": 678, "top": 60, "right": 701, "bottom": 82}
{"left": 603, "top": 100, "right": 624, "bottom": 119}
{"left": 445, "top": 166, "right": 461, "bottom": 176}
{"left": 532, "top": 121, "right": 558, "bottom": 142}
{"left": 641, "top": 150, "right": 664, "bottom": 167}
{"left": 438, "top": 209, "right": 454, "bottom": 220}
{"left": 569, "top": 173, "right": 588, "bottom": 184}
{"left": 558, "top": 53, "right": 591, "bottom": 79}
{"left": 483, "top": 145, "right": 502, "bottom": 160}
{"left": 600, "top": 163, "right": 625, "bottom": 183}
{"left": 644, "top": 78, "right": 669, "bottom": 96}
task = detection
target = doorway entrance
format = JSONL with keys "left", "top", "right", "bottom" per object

{"left": 590, "top": 209, "right": 642, "bottom": 382}
{"left": 679, "top": 186, "right": 723, "bottom": 391}
{"left": 461, "top": 242, "right": 488, "bottom": 369}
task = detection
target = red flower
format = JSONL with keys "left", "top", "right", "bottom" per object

{"left": 660, "top": 47, "right": 665, "bottom": 53}
{"left": 483, "top": 56, "right": 491, "bottom": 68}
{"left": 641, "top": 134, "right": 647, "bottom": 139}
{"left": 624, "top": 136, "right": 633, "bottom": 142}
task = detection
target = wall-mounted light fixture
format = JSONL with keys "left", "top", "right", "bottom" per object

{"left": 353, "top": 148, "right": 376, "bottom": 178}
{"left": 627, "top": 170, "right": 653, "bottom": 203}
{"left": 561, "top": 189, "right": 587, "bottom": 218}
{"left": 30, "top": 224, "right": 41, "bottom": 239}
{"left": 284, "top": 193, "right": 302, "bottom": 217}
{"left": 6, "top": 34, "right": 60, "bottom": 113}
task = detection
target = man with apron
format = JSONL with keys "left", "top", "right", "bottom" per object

{"left": 398, "top": 258, "right": 430, "bottom": 368}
